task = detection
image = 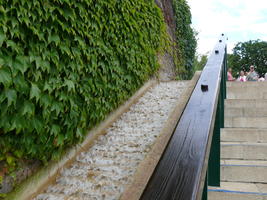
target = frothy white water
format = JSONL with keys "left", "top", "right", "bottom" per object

{"left": 34, "top": 81, "right": 188, "bottom": 200}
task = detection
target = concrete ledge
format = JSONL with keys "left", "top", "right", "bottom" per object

{"left": 120, "top": 71, "right": 201, "bottom": 200}
{"left": 5, "top": 80, "right": 157, "bottom": 200}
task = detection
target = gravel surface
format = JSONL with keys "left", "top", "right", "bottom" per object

{"left": 34, "top": 81, "right": 188, "bottom": 200}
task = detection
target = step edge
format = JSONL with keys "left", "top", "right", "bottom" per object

{"left": 221, "top": 127, "right": 267, "bottom": 130}
{"left": 221, "top": 143, "right": 267, "bottom": 146}
{"left": 208, "top": 188, "right": 267, "bottom": 196}
{"left": 221, "top": 164, "right": 267, "bottom": 167}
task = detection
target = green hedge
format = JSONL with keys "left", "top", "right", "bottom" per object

{"left": 0, "top": 0, "right": 164, "bottom": 164}
{"left": 172, "top": 0, "right": 197, "bottom": 79}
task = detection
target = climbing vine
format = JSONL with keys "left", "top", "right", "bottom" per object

{"left": 0, "top": 0, "right": 164, "bottom": 166}
{"left": 172, "top": 0, "right": 197, "bottom": 79}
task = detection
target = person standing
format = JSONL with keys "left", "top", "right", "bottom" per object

{"left": 227, "top": 68, "right": 235, "bottom": 81}
{"left": 237, "top": 70, "right": 246, "bottom": 82}
{"left": 246, "top": 65, "right": 258, "bottom": 81}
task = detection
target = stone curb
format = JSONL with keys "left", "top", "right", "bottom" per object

{"left": 5, "top": 80, "right": 157, "bottom": 200}
{"left": 120, "top": 71, "right": 201, "bottom": 200}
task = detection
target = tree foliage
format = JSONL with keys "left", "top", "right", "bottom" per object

{"left": 229, "top": 40, "right": 267, "bottom": 76}
{"left": 0, "top": 0, "right": 164, "bottom": 165}
{"left": 172, "top": 0, "right": 197, "bottom": 79}
{"left": 193, "top": 54, "right": 208, "bottom": 71}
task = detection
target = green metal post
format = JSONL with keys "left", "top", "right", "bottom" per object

{"left": 202, "top": 174, "right": 208, "bottom": 200}
{"left": 208, "top": 86, "right": 221, "bottom": 186}
{"left": 224, "top": 47, "right": 227, "bottom": 98}
{"left": 208, "top": 48, "right": 227, "bottom": 187}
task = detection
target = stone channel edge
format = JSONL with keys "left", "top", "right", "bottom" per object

{"left": 120, "top": 71, "right": 201, "bottom": 200}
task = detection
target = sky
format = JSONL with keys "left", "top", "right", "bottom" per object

{"left": 187, "top": 0, "right": 267, "bottom": 55}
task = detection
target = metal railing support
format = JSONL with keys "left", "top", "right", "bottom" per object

{"left": 208, "top": 43, "right": 227, "bottom": 188}
{"left": 141, "top": 34, "right": 227, "bottom": 200}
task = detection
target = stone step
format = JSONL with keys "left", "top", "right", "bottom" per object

{"left": 221, "top": 128, "right": 267, "bottom": 143}
{"left": 225, "top": 117, "right": 267, "bottom": 128}
{"left": 221, "top": 142, "right": 267, "bottom": 160}
{"left": 227, "top": 81, "right": 267, "bottom": 88}
{"left": 208, "top": 181, "right": 267, "bottom": 200}
{"left": 227, "top": 82, "right": 267, "bottom": 99}
{"left": 225, "top": 107, "right": 267, "bottom": 117}
{"left": 227, "top": 89, "right": 267, "bottom": 99}
{"left": 221, "top": 160, "right": 267, "bottom": 183}
{"left": 225, "top": 99, "right": 267, "bottom": 108}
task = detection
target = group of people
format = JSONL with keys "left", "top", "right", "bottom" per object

{"left": 227, "top": 65, "right": 267, "bottom": 82}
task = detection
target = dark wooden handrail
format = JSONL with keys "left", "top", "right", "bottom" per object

{"left": 141, "top": 35, "right": 227, "bottom": 200}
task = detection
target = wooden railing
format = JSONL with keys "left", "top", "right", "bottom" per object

{"left": 140, "top": 34, "right": 227, "bottom": 200}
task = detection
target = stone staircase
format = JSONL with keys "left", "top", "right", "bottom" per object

{"left": 209, "top": 82, "right": 267, "bottom": 200}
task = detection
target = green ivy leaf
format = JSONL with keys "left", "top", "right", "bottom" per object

{"left": 13, "top": 74, "right": 29, "bottom": 93}
{"left": 22, "top": 101, "right": 35, "bottom": 116}
{"left": 40, "top": 94, "right": 52, "bottom": 109}
{"left": 51, "top": 101, "right": 63, "bottom": 116}
{"left": 13, "top": 150, "right": 23, "bottom": 158}
{"left": 0, "top": 93, "right": 5, "bottom": 104}
{"left": 10, "top": 115, "right": 25, "bottom": 133}
{"left": 0, "top": 58, "right": 4, "bottom": 66}
{"left": 51, "top": 124, "right": 60, "bottom": 136}
{"left": 43, "top": 82, "right": 53, "bottom": 93}
{"left": 64, "top": 79, "right": 75, "bottom": 92}
{"left": 48, "top": 34, "right": 60, "bottom": 45}
{"left": 59, "top": 44, "right": 72, "bottom": 57}
{"left": 6, "top": 40, "right": 18, "bottom": 50}
{"left": 0, "top": 67, "right": 12, "bottom": 87}
{"left": 42, "top": 60, "right": 51, "bottom": 72}
{"left": 6, "top": 155, "right": 15, "bottom": 166}
{"left": 5, "top": 89, "right": 17, "bottom": 107}
{"left": 32, "top": 118, "right": 43, "bottom": 133}
{"left": 13, "top": 55, "right": 29, "bottom": 74}
{"left": 2, "top": 54, "right": 13, "bottom": 68}
{"left": 30, "top": 83, "right": 41, "bottom": 101}
{"left": 0, "top": 29, "right": 6, "bottom": 47}
{"left": 56, "top": 133, "right": 64, "bottom": 146}
{"left": 76, "top": 127, "right": 83, "bottom": 138}
{"left": 34, "top": 56, "right": 42, "bottom": 69}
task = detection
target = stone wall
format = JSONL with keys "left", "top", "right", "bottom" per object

{"left": 156, "top": 0, "right": 177, "bottom": 81}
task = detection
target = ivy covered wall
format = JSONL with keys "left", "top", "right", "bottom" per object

{"left": 156, "top": 0, "right": 197, "bottom": 80}
{"left": 0, "top": 0, "right": 196, "bottom": 170}
{"left": 172, "top": 0, "right": 197, "bottom": 79}
{"left": 0, "top": 0, "right": 164, "bottom": 164}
